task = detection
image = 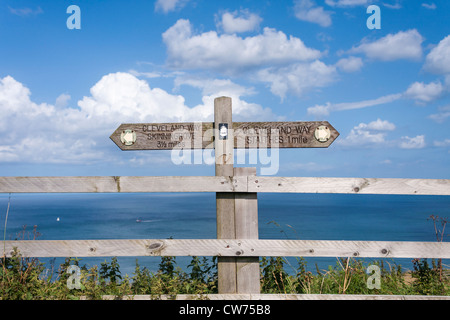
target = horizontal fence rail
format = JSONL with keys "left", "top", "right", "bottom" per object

{"left": 3, "top": 239, "right": 450, "bottom": 259}
{"left": 248, "top": 176, "right": 450, "bottom": 195}
{"left": 99, "top": 293, "right": 450, "bottom": 301}
{"left": 1, "top": 176, "right": 450, "bottom": 195}
{"left": 0, "top": 176, "right": 246, "bottom": 193}
{"left": 1, "top": 175, "right": 449, "bottom": 300}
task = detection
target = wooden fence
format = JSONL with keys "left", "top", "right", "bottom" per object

{"left": 1, "top": 175, "right": 450, "bottom": 300}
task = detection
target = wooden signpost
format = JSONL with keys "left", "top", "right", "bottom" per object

{"left": 110, "top": 123, "right": 339, "bottom": 151}
{"left": 110, "top": 96, "right": 339, "bottom": 294}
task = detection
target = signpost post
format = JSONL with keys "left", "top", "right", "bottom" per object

{"left": 110, "top": 96, "right": 339, "bottom": 294}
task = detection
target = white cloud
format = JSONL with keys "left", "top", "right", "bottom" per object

{"left": 307, "top": 103, "right": 331, "bottom": 117}
{"left": 340, "top": 120, "right": 426, "bottom": 150}
{"left": 404, "top": 81, "right": 445, "bottom": 104}
{"left": 78, "top": 72, "right": 191, "bottom": 123}
{"left": 0, "top": 75, "right": 100, "bottom": 163}
{"left": 335, "top": 56, "right": 363, "bottom": 72}
{"left": 155, "top": 0, "right": 188, "bottom": 13}
{"left": 128, "top": 69, "right": 162, "bottom": 79}
{"left": 162, "top": 19, "right": 340, "bottom": 100}
{"left": 257, "top": 60, "right": 337, "bottom": 99}
{"left": 424, "top": 35, "right": 450, "bottom": 75}
{"left": 350, "top": 29, "right": 424, "bottom": 61}
{"left": 399, "top": 135, "right": 426, "bottom": 149}
{"left": 79, "top": 72, "right": 277, "bottom": 123}
{"left": 294, "top": 0, "right": 333, "bottom": 27}
{"left": 162, "top": 19, "right": 322, "bottom": 74}
{"left": 0, "top": 76, "right": 54, "bottom": 121}
{"left": 434, "top": 139, "right": 450, "bottom": 147}
{"left": 174, "top": 76, "right": 255, "bottom": 97}
{"left": 0, "top": 73, "right": 277, "bottom": 164}
{"left": 173, "top": 76, "right": 279, "bottom": 121}
{"left": 338, "top": 119, "right": 396, "bottom": 147}
{"left": 55, "top": 93, "right": 71, "bottom": 108}
{"left": 196, "top": 94, "right": 279, "bottom": 122}
{"left": 8, "top": 6, "right": 43, "bottom": 16}
{"left": 428, "top": 105, "right": 450, "bottom": 123}
{"left": 217, "top": 10, "right": 262, "bottom": 34}
{"left": 307, "top": 93, "right": 402, "bottom": 117}
{"left": 325, "top": 0, "right": 369, "bottom": 6}
{"left": 364, "top": 118, "right": 396, "bottom": 131}
{"left": 382, "top": 3, "right": 402, "bottom": 9}
{"left": 422, "top": 3, "right": 437, "bottom": 10}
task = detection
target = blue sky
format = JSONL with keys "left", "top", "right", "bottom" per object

{"left": 0, "top": 0, "right": 449, "bottom": 179}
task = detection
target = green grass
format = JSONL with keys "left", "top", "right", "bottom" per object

{"left": 1, "top": 250, "right": 449, "bottom": 299}
{"left": 2, "top": 216, "right": 448, "bottom": 299}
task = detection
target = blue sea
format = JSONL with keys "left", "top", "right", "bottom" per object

{"left": 1, "top": 192, "right": 449, "bottom": 277}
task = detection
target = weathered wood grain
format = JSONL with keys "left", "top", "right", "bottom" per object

{"left": 0, "top": 176, "right": 247, "bottom": 193}
{"left": 3, "top": 239, "right": 449, "bottom": 259}
{"left": 110, "top": 122, "right": 214, "bottom": 150}
{"left": 215, "top": 96, "right": 237, "bottom": 294}
{"left": 233, "top": 121, "right": 339, "bottom": 148}
{"left": 1, "top": 176, "right": 449, "bottom": 195}
{"left": 99, "top": 293, "right": 450, "bottom": 300}
{"left": 110, "top": 121, "right": 339, "bottom": 150}
{"left": 248, "top": 177, "right": 450, "bottom": 195}
{"left": 234, "top": 167, "right": 259, "bottom": 294}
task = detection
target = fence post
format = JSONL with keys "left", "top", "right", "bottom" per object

{"left": 214, "top": 96, "right": 236, "bottom": 293}
{"left": 234, "top": 167, "right": 260, "bottom": 293}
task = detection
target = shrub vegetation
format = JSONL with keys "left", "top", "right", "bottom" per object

{"left": 1, "top": 251, "right": 449, "bottom": 299}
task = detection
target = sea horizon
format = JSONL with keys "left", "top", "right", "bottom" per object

{"left": 1, "top": 192, "right": 449, "bottom": 277}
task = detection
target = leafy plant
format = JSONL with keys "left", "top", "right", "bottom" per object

{"left": 1, "top": 218, "right": 449, "bottom": 299}
{"left": 428, "top": 215, "right": 448, "bottom": 282}
{"left": 411, "top": 258, "right": 446, "bottom": 295}
{"left": 100, "top": 256, "right": 122, "bottom": 285}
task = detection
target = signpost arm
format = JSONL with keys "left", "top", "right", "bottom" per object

{"left": 214, "top": 96, "right": 237, "bottom": 294}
